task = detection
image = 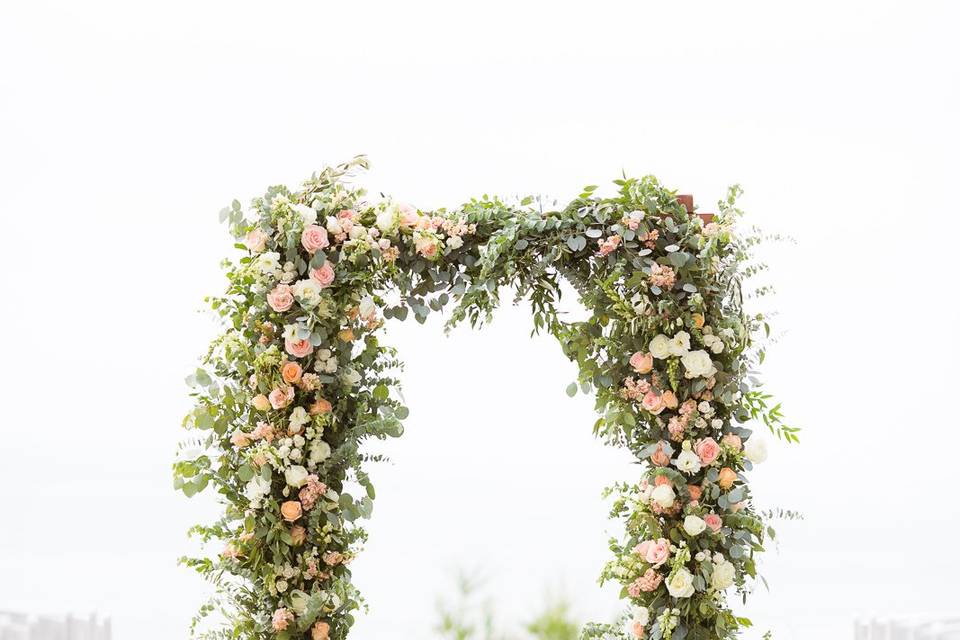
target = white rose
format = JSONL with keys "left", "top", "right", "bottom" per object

{"left": 292, "top": 203, "right": 317, "bottom": 226}
{"left": 744, "top": 437, "right": 768, "bottom": 464}
{"left": 650, "top": 484, "right": 675, "bottom": 508}
{"left": 681, "top": 349, "right": 717, "bottom": 379}
{"left": 667, "top": 331, "right": 691, "bottom": 356}
{"left": 292, "top": 279, "right": 324, "bottom": 308}
{"left": 710, "top": 340, "right": 725, "bottom": 354}
{"left": 358, "top": 296, "right": 377, "bottom": 323}
{"left": 309, "top": 439, "right": 332, "bottom": 466}
{"left": 289, "top": 590, "right": 310, "bottom": 615}
{"left": 376, "top": 206, "right": 399, "bottom": 234}
{"left": 649, "top": 334, "right": 672, "bottom": 359}
{"left": 666, "top": 568, "right": 695, "bottom": 598}
{"left": 446, "top": 235, "right": 464, "bottom": 250}
{"left": 325, "top": 215, "right": 343, "bottom": 235}
{"left": 284, "top": 465, "right": 309, "bottom": 488}
{"left": 674, "top": 449, "right": 702, "bottom": 475}
{"left": 339, "top": 367, "right": 361, "bottom": 389}
{"left": 711, "top": 558, "right": 736, "bottom": 590}
{"left": 348, "top": 224, "right": 367, "bottom": 240}
{"left": 683, "top": 515, "right": 706, "bottom": 536}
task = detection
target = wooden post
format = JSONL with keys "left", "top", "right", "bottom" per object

{"left": 676, "top": 194, "right": 715, "bottom": 224}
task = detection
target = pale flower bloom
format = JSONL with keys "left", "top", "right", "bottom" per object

{"left": 665, "top": 568, "right": 696, "bottom": 598}
{"left": 711, "top": 557, "right": 736, "bottom": 590}
{"left": 744, "top": 436, "right": 768, "bottom": 463}
{"left": 681, "top": 349, "right": 717, "bottom": 378}
{"left": 674, "top": 449, "right": 702, "bottom": 475}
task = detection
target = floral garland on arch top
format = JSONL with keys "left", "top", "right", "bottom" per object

{"left": 175, "top": 156, "right": 796, "bottom": 640}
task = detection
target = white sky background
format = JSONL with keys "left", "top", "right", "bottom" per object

{"left": 1, "top": 1, "right": 959, "bottom": 638}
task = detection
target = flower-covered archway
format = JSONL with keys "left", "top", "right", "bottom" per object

{"left": 176, "top": 157, "right": 793, "bottom": 640}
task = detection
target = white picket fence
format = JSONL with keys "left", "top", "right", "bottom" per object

{"left": 855, "top": 616, "right": 960, "bottom": 640}
{"left": 0, "top": 613, "right": 110, "bottom": 640}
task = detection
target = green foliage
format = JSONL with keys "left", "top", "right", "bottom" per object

{"left": 178, "top": 158, "right": 793, "bottom": 640}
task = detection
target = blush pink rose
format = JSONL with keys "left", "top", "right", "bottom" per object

{"left": 310, "top": 262, "right": 335, "bottom": 287}
{"left": 704, "top": 513, "right": 723, "bottom": 532}
{"left": 721, "top": 433, "right": 742, "bottom": 451}
{"left": 285, "top": 337, "right": 314, "bottom": 358}
{"left": 267, "top": 284, "right": 295, "bottom": 312}
{"left": 630, "top": 621, "right": 644, "bottom": 638}
{"left": 695, "top": 437, "right": 721, "bottom": 465}
{"left": 629, "top": 352, "right": 653, "bottom": 374}
{"left": 641, "top": 390, "right": 665, "bottom": 415}
{"left": 301, "top": 225, "right": 330, "bottom": 254}
{"left": 634, "top": 537, "right": 670, "bottom": 567}
{"left": 268, "top": 386, "right": 294, "bottom": 410}
{"left": 398, "top": 203, "right": 419, "bottom": 227}
{"left": 338, "top": 209, "right": 356, "bottom": 221}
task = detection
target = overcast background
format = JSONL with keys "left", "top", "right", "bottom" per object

{"left": 1, "top": 1, "right": 959, "bottom": 639}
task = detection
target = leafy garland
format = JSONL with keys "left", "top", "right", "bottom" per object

{"left": 176, "top": 157, "right": 794, "bottom": 640}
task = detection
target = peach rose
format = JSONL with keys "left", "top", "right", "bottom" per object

{"left": 230, "top": 431, "right": 251, "bottom": 448}
{"left": 309, "top": 398, "right": 332, "bottom": 415}
{"left": 695, "top": 437, "right": 721, "bottom": 466}
{"left": 281, "top": 362, "right": 302, "bottom": 384}
{"left": 312, "top": 621, "right": 331, "bottom": 640}
{"left": 338, "top": 328, "right": 355, "bottom": 342}
{"left": 290, "top": 525, "right": 307, "bottom": 546}
{"left": 629, "top": 352, "right": 653, "bottom": 374}
{"left": 718, "top": 467, "right": 737, "bottom": 491}
{"left": 252, "top": 394, "right": 271, "bottom": 411}
{"left": 650, "top": 442, "right": 670, "bottom": 467}
{"left": 310, "top": 262, "right": 335, "bottom": 287}
{"left": 721, "top": 433, "right": 742, "bottom": 451}
{"left": 269, "top": 386, "right": 294, "bottom": 410}
{"left": 641, "top": 391, "right": 665, "bottom": 415}
{"left": 285, "top": 337, "right": 314, "bottom": 358}
{"left": 634, "top": 537, "right": 671, "bottom": 567}
{"left": 301, "top": 225, "right": 330, "bottom": 254}
{"left": 653, "top": 474, "right": 672, "bottom": 487}
{"left": 661, "top": 390, "right": 678, "bottom": 410}
{"left": 687, "top": 484, "right": 702, "bottom": 502}
{"left": 691, "top": 313, "right": 705, "bottom": 329}
{"left": 280, "top": 500, "right": 302, "bottom": 522}
{"left": 631, "top": 621, "right": 644, "bottom": 637}
{"left": 244, "top": 228, "right": 268, "bottom": 252}
{"left": 267, "top": 284, "right": 295, "bottom": 312}
{"left": 704, "top": 513, "right": 722, "bottom": 532}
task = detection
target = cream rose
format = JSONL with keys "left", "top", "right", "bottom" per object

{"left": 711, "top": 558, "right": 736, "bottom": 590}
{"left": 649, "top": 334, "right": 672, "bottom": 359}
{"left": 681, "top": 349, "right": 717, "bottom": 378}
{"left": 683, "top": 515, "right": 706, "bottom": 536}
{"left": 666, "top": 568, "right": 695, "bottom": 598}
{"left": 650, "top": 484, "right": 675, "bottom": 509}
{"left": 284, "top": 465, "right": 309, "bottom": 488}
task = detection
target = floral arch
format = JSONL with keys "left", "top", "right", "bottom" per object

{"left": 176, "top": 157, "right": 793, "bottom": 640}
